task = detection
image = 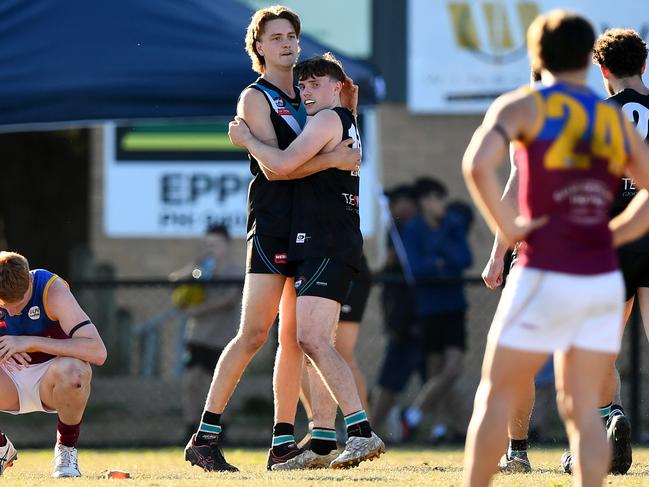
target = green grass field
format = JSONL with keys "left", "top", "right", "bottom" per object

{"left": 5, "top": 446, "right": 649, "bottom": 486}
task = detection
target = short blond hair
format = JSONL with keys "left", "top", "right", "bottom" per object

{"left": 245, "top": 5, "right": 301, "bottom": 74}
{"left": 0, "top": 251, "right": 30, "bottom": 302}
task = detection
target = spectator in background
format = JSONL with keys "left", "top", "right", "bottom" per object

{"left": 170, "top": 224, "right": 242, "bottom": 440}
{"left": 371, "top": 184, "right": 425, "bottom": 438}
{"left": 400, "top": 177, "right": 473, "bottom": 442}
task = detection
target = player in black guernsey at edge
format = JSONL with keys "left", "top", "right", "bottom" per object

{"left": 183, "top": 5, "right": 360, "bottom": 473}
{"left": 560, "top": 28, "right": 649, "bottom": 477}
{"left": 229, "top": 53, "right": 385, "bottom": 469}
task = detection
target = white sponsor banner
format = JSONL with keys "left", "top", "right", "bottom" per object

{"left": 103, "top": 112, "right": 378, "bottom": 238}
{"left": 408, "top": 0, "right": 649, "bottom": 114}
{"left": 103, "top": 123, "right": 252, "bottom": 237}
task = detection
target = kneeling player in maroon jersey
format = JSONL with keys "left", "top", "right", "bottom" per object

{"left": 0, "top": 251, "right": 106, "bottom": 478}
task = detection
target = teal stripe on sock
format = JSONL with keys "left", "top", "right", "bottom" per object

{"left": 199, "top": 423, "right": 222, "bottom": 434}
{"left": 344, "top": 410, "right": 367, "bottom": 427}
{"left": 312, "top": 429, "right": 337, "bottom": 440}
{"left": 272, "top": 435, "right": 295, "bottom": 446}
{"left": 599, "top": 405, "right": 611, "bottom": 417}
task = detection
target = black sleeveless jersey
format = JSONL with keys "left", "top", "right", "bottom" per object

{"left": 288, "top": 107, "right": 363, "bottom": 269}
{"left": 245, "top": 78, "right": 307, "bottom": 239}
{"left": 609, "top": 89, "right": 649, "bottom": 251}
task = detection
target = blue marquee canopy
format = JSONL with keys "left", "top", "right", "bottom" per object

{"left": 0, "top": 0, "right": 382, "bottom": 131}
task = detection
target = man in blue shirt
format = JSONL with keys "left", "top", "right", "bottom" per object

{"left": 399, "top": 177, "right": 473, "bottom": 440}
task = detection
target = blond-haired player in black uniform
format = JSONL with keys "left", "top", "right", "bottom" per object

{"left": 230, "top": 53, "right": 385, "bottom": 469}
{"left": 183, "top": 5, "right": 360, "bottom": 472}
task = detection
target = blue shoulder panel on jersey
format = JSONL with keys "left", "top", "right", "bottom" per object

{"left": 252, "top": 82, "right": 307, "bottom": 133}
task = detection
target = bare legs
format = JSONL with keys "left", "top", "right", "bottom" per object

{"left": 203, "top": 274, "right": 286, "bottom": 414}
{"left": 463, "top": 344, "right": 548, "bottom": 487}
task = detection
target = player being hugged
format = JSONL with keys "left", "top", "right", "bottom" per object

{"left": 230, "top": 53, "right": 385, "bottom": 469}
{"left": 0, "top": 251, "right": 107, "bottom": 478}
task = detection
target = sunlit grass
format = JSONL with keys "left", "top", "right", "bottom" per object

{"left": 4, "top": 446, "right": 649, "bottom": 486}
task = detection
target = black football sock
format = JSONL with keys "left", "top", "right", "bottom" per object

{"left": 271, "top": 423, "right": 296, "bottom": 456}
{"left": 309, "top": 428, "right": 337, "bottom": 454}
{"left": 196, "top": 411, "right": 222, "bottom": 445}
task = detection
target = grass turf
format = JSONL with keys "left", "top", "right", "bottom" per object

{"left": 3, "top": 446, "right": 649, "bottom": 486}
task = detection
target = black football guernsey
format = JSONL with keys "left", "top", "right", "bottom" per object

{"left": 245, "top": 78, "right": 307, "bottom": 239}
{"left": 609, "top": 89, "right": 649, "bottom": 251}
{"left": 288, "top": 107, "right": 363, "bottom": 269}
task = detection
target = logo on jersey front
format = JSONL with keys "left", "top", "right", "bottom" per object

{"left": 28, "top": 306, "right": 41, "bottom": 320}
{"left": 274, "top": 97, "right": 292, "bottom": 116}
{"left": 553, "top": 179, "right": 612, "bottom": 225}
{"left": 295, "top": 276, "right": 306, "bottom": 289}
{"left": 274, "top": 253, "right": 288, "bottom": 264}
{"left": 342, "top": 193, "right": 359, "bottom": 207}
{"left": 0, "top": 310, "right": 6, "bottom": 329}
{"left": 296, "top": 233, "right": 306, "bottom": 244}
{"left": 621, "top": 177, "right": 637, "bottom": 199}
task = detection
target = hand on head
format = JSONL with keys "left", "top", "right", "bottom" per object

{"left": 340, "top": 75, "right": 359, "bottom": 116}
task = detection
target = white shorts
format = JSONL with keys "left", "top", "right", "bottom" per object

{"left": 489, "top": 266, "right": 625, "bottom": 354}
{"left": 1, "top": 359, "right": 57, "bottom": 415}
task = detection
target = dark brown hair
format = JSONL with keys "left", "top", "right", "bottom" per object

{"left": 294, "top": 52, "right": 345, "bottom": 82}
{"left": 593, "top": 28, "right": 648, "bottom": 78}
{"left": 527, "top": 10, "right": 595, "bottom": 73}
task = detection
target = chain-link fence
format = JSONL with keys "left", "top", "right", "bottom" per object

{"left": 3, "top": 277, "right": 647, "bottom": 448}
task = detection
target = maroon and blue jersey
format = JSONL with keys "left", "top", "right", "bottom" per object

{"left": 0, "top": 269, "right": 68, "bottom": 364}
{"left": 514, "top": 82, "right": 632, "bottom": 275}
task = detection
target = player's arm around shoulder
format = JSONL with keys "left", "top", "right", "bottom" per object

{"left": 236, "top": 108, "right": 340, "bottom": 177}
{"left": 268, "top": 137, "right": 361, "bottom": 180}
{"left": 43, "top": 279, "right": 107, "bottom": 366}
{"left": 278, "top": 108, "right": 342, "bottom": 171}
